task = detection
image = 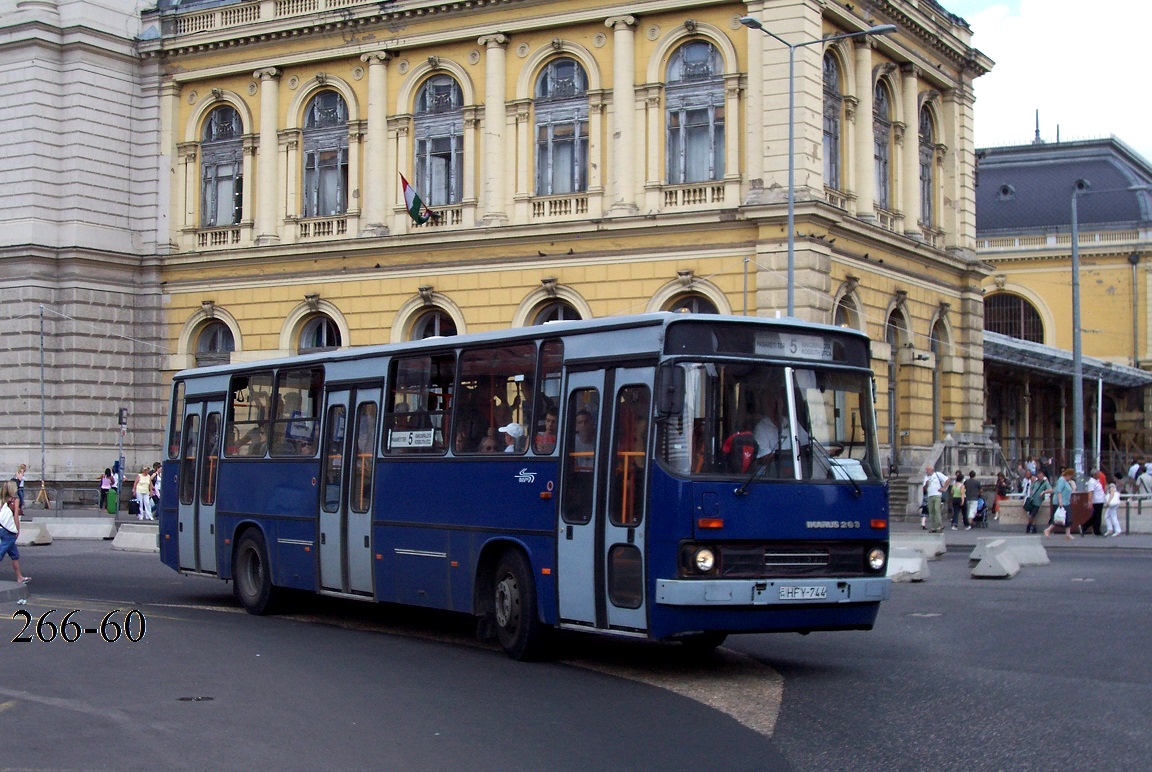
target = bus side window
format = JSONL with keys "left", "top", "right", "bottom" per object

{"left": 610, "top": 386, "right": 650, "bottom": 527}
{"left": 532, "top": 340, "right": 562, "bottom": 454}
{"left": 561, "top": 389, "right": 598, "bottom": 524}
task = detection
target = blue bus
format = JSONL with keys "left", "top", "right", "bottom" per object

{"left": 161, "top": 313, "right": 890, "bottom": 658}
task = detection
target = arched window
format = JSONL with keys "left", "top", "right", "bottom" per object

{"left": 200, "top": 106, "right": 243, "bottom": 227}
{"left": 873, "top": 81, "right": 892, "bottom": 211}
{"left": 666, "top": 41, "right": 725, "bottom": 184}
{"left": 666, "top": 294, "right": 719, "bottom": 314}
{"left": 196, "top": 321, "right": 234, "bottom": 367}
{"left": 533, "top": 300, "right": 580, "bottom": 325}
{"left": 823, "top": 53, "right": 843, "bottom": 192}
{"left": 414, "top": 75, "right": 463, "bottom": 206}
{"left": 919, "top": 107, "right": 935, "bottom": 228}
{"left": 930, "top": 318, "right": 949, "bottom": 436}
{"left": 299, "top": 315, "right": 341, "bottom": 353}
{"left": 984, "top": 293, "right": 1044, "bottom": 343}
{"left": 833, "top": 294, "right": 860, "bottom": 330}
{"left": 534, "top": 58, "right": 588, "bottom": 196}
{"left": 411, "top": 309, "right": 457, "bottom": 339}
{"left": 302, "top": 91, "right": 349, "bottom": 217}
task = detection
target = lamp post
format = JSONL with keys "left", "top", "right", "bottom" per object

{"left": 740, "top": 16, "right": 896, "bottom": 316}
{"left": 1070, "top": 181, "right": 1152, "bottom": 478}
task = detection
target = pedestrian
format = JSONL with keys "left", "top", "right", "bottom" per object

{"left": 1103, "top": 482, "right": 1123, "bottom": 537}
{"left": 949, "top": 470, "right": 967, "bottom": 530}
{"left": 1044, "top": 468, "right": 1076, "bottom": 540}
{"left": 134, "top": 465, "right": 155, "bottom": 521}
{"left": 1019, "top": 468, "right": 1034, "bottom": 498}
{"left": 0, "top": 480, "right": 30, "bottom": 584}
{"left": 922, "top": 465, "right": 950, "bottom": 533}
{"left": 1083, "top": 468, "right": 1105, "bottom": 536}
{"left": 994, "top": 472, "right": 1010, "bottom": 520}
{"left": 1128, "top": 458, "right": 1142, "bottom": 481}
{"left": 1025, "top": 456, "right": 1038, "bottom": 476}
{"left": 98, "top": 468, "right": 114, "bottom": 510}
{"left": 962, "top": 471, "right": 981, "bottom": 531}
{"left": 1023, "top": 470, "right": 1050, "bottom": 534}
{"left": 9, "top": 464, "right": 26, "bottom": 514}
{"left": 150, "top": 462, "right": 162, "bottom": 512}
{"left": 1137, "top": 466, "right": 1152, "bottom": 495}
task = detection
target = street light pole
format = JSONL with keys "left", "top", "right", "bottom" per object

{"left": 740, "top": 16, "right": 896, "bottom": 317}
{"left": 1071, "top": 180, "right": 1086, "bottom": 479}
{"left": 1069, "top": 181, "right": 1151, "bottom": 479}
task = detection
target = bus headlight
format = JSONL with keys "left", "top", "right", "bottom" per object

{"left": 867, "top": 548, "right": 886, "bottom": 572}
{"left": 694, "top": 548, "right": 716, "bottom": 573}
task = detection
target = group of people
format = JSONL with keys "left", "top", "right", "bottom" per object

{"left": 98, "top": 462, "right": 162, "bottom": 520}
{"left": 0, "top": 465, "right": 31, "bottom": 585}
{"left": 921, "top": 467, "right": 989, "bottom": 532}
{"left": 452, "top": 407, "right": 561, "bottom": 455}
{"left": 927, "top": 461, "right": 1127, "bottom": 539}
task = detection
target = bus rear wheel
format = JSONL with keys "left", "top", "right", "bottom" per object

{"left": 493, "top": 550, "right": 547, "bottom": 660}
{"left": 233, "top": 530, "right": 279, "bottom": 615}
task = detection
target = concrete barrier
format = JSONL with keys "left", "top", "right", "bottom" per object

{"left": 971, "top": 538, "right": 1021, "bottom": 579}
{"left": 15, "top": 523, "right": 52, "bottom": 546}
{"left": 40, "top": 517, "right": 117, "bottom": 540}
{"left": 890, "top": 532, "right": 948, "bottom": 560}
{"left": 968, "top": 535, "right": 1049, "bottom": 567}
{"left": 886, "top": 547, "right": 930, "bottom": 582}
{"left": 112, "top": 523, "right": 159, "bottom": 553}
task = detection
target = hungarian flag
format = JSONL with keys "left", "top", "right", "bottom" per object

{"left": 400, "top": 173, "right": 432, "bottom": 224}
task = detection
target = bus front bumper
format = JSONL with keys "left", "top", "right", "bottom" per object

{"left": 656, "top": 576, "right": 890, "bottom": 606}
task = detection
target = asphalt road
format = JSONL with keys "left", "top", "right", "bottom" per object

{"left": 2, "top": 541, "right": 1149, "bottom": 770}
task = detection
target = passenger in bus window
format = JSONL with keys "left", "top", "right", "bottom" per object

{"left": 454, "top": 430, "right": 473, "bottom": 454}
{"left": 479, "top": 436, "right": 500, "bottom": 453}
{"left": 534, "top": 407, "right": 558, "bottom": 454}
{"left": 573, "top": 410, "right": 596, "bottom": 471}
{"left": 498, "top": 423, "right": 525, "bottom": 453}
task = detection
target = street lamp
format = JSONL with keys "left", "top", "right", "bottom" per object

{"left": 740, "top": 16, "right": 897, "bottom": 316}
{"left": 1070, "top": 180, "right": 1152, "bottom": 478}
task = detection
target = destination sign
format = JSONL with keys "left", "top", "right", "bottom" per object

{"left": 389, "top": 429, "right": 435, "bottom": 448}
{"left": 754, "top": 331, "right": 835, "bottom": 361}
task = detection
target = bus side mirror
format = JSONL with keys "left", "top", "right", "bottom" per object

{"left": 656, "top": 365, "right": 684, "bottom": 416}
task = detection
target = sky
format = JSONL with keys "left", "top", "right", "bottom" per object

{"left": 944, "top": 0, "right": 1151, "bottom": 162}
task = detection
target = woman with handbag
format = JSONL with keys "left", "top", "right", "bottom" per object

{"left": 1044, "top": 467, "right": 1076, "bottom": 540}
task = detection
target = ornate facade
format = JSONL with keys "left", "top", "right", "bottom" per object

{"left": 2, "top": 0, "right": 993, "bottom": 489}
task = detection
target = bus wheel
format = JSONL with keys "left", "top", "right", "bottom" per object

{"left": 678, "top": 632, "right": 728, "bottom": 652}
{"left": 493, "top": 550, "right": 547, "bottom": 660}
{"left": 233, "top": 530, "right": 279, "bottom": 615}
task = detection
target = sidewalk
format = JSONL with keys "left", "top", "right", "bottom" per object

{"left": 890, "top": 519, "right": 1152, "bottom": 551}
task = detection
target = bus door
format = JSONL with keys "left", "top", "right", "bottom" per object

{"left": 557, "top": 368, "right": 652, "bottom": 633}
{"left": 176, "top": 398, "right": 224, "bottom": 574}
{"left": 318, "top": 386, "right": 381, "bottom": 595}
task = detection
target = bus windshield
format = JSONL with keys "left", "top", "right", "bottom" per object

{"left": 656, "top": 361, "right": 881, "bottom": 482}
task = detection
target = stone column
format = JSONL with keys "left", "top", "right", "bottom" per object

{"left": 901, "top": 64, "right": 922, "bottom": 239}
{"left": 852, "top": 41, "right": 874, "bottom": 218}
{"left": 606, "top": 15, "right": 638, "bottom": 215}
{"left": 253, "top": 67, "right": 281, "bottom": 245}
{"left": 478, "top": 34, "right": 509, "bottom": 225}
{"left": 361, "top": 52, "right": 391, "bottom": 236}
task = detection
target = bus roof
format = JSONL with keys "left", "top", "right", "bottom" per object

{"left": 174, "top": 312, "right": 870, "bottom": 383}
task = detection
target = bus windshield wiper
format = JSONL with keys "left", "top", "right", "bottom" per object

{"left": 809, "top": 436, "right": 862, "bottom": 497}
{"left": 734, "top": 455, "right": 768, "bottom": 496}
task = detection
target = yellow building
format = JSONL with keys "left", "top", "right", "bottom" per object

{"left": 977, "top": 138, "right": 1152, "bottom": 473}
{"left": 138, "top": 0, "right": 991, "bottom": 507}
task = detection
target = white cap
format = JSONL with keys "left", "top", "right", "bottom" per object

{"left": 498, "top": 423, "right": 525, "bottom": 439}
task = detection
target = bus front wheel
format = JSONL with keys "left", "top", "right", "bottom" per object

{"left": 493, "top": 550, "right": 547, "bottom": 660}
{"left": 233, "top": 530, "right": 279, "bottom": 615}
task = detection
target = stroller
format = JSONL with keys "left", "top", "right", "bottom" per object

{"left": 970, "top": 496, "right": 991, "bottom": 528}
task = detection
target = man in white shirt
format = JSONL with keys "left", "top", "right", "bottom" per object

{"left": 922, "top": 464, "right": 950, "bottom": 533}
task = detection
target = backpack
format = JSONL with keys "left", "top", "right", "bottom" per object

{"left": 722, "top": 431, "right": 759, "bottom": 473}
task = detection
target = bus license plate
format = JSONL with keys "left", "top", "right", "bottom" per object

{"left": 779, "top": 585, "right": 827, "bottom": 601}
